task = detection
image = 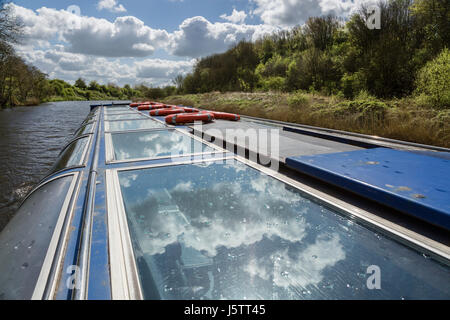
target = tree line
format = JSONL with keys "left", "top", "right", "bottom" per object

{"left": 1, "top": 0, "right": 449, "bottom": 108}
{"left": 177, "top": 0, "right": 449, "bottom": 108}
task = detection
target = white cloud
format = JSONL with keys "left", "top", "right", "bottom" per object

{"left": 65, "top": 16, "right": 169, "bottom": 57}
{"left": 8, "top": 4, "right": 168, "bottom": 58}
{"left": 16, "top": 46, "right": 193, "bottom": 86}
{"left": 169, "top": 16, "right": 279, "bottom": 58}
{"left": 252, "top": 0, "right": 368, "bottom": 27}
{"left": 135, "top": 58, "right": 195, "bottom": 79}
{"left": 97, "top": 0, "right": 127, "bottom": 13}
{"left": 220, "top": 9, "right": 247, "bottom": 24}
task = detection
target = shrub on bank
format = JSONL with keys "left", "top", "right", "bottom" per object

{"left": 287, "top": 91, "right": 310, "bottom": 108}
{"left": 415, "top": 49, "right": 450, "bottom": 109}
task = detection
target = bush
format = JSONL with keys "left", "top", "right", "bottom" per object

{"left": 415, "top": 48, "right": 450, "bottom": 108}
{"left": 287, "top": 91, "right": 310, "bottom": 107}
{"left": 259, "top": 76, "right": 286, "bottom": 92}
{"left": 433, "top": 110, "right": 450, "bottom": 128}
{"left": 341, "top": 73, "right": 365, "bottom": 99}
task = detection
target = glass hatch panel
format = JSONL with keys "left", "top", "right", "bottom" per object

{"left": 107, "top": 113, "right": 146, "bottom": 121}
{"left": 117, "top": 159, "right": 450, "bottom": 300}
{"left": 0, "top": 175, "right": 73, "bottom": 299}
{"left": 74, "top": 122, "right": 94, "bottom": 136}
{"left": 106, "top": 109, "right": 134, "bottom": 115}
{"left": 107, "top": 120, "right": 165, "bottom": 132}
{"left": 51, "top": 137, "right": 89, "bottom": 173}
{"left": 106, "top": 107, "right": 130, "bottom": 112}
{"left": 111, "top": 130, "right": 215, "bottom": 161}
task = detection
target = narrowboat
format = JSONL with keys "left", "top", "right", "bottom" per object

{"left": 0, "top": 102, "right": 449, "bottom": 300}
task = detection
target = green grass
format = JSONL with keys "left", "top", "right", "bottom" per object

{"left": 162, "top": 91, "right": 450, "bottom": 148}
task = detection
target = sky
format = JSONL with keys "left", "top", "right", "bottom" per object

{"left": 7, "top": 0, "right": 369, "bottom": 87}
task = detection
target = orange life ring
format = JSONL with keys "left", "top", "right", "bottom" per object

{"left": 180, "top": 107, "right": 199, "bottom": 113}
{"left": 147, "top": 104, "right": 169, "bottom": 110}
{"left": 201, "top": 111, "right": 240, "bottom": 121}
{"left": 165, "top": 112, "right": 215, "bottom": 124}
{"left": 137, "top": 105, "right": 151, "bottom": 111}
{"left": 150, "top": 108, "right": 185, "bottom": 116}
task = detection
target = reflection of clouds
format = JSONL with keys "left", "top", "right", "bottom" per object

{"left": 125, "top": 164, "right": 312, "bottom": 256}
{"left": 139, "top": 132, "right": 206, "bottom": 158}
{"left": 245, "top": 234, "right": 345, "bottom": 289}
{"left": 138, "top": 207, "right": 188, "bottom": 257}
{"left": 244, "top": 259, "right": 270, "bottom": 280}
{"left": 138, "top": 134, "right": 159, "bottom": 143}
{"left": 174, "top": 181, "right": 193, "bottom": 192}
{"left": 119, "top": 173, "right": 138, "bottom": 188}
{"left": 109, "top": 120, "right": 164, "bottom": 132}
{"left": 223, "top": 163, "right": 246, "bottom": 174}
{"left": 114, "top": 131, "right": 209, "bottom": 160}
{"left": 250, "top": 175, "right": 302, "bottom": 205}
{"left": 116, "top": 149, "right": 131, "bottom": 160}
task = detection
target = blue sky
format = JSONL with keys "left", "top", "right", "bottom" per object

{"left": 9, "top": 0, "right": 367, "bottom": 86}
{"left": 13, "top": 0, "right": 261, "bottom": 31}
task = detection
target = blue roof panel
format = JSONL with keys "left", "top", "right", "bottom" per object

{"left": 286, "top": 148, "right": 450, "bottom": 231}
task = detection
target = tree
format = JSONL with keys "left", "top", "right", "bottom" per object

{"left": 415, "top": 48, "right": 450, "bottom": 108}
{"left": 75, "top": 78, "right": 87, "bottom": 89}
{"left": 172, "top": 74, "right": 184, "bottom": 92}
{"left": 304, "top": 15, "right": 340, "bottom": 51}
{"left": 88, "top": 80, "right": 100, "bottom": 91}
{"left": 0, "top": 1, "right": 23, "bottom": 46}
{"left": 411, "top": 0, "right": 450, "bottom": 56}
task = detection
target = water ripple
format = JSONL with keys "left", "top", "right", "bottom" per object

{"left": 0, "top": 101, "right": 103, "bottom": 231}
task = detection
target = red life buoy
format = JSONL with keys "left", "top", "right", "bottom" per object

{"left": 200, "top": 111, "right": 240, "bottom": 121}
{"left": 150, "top": 108, "right": 185, "bottom": 116}
{"left": 147, "top": 104, "right": 169, "bottom": 110}
{"left": 165, "top": 112, "right": 215, "bottom": 124}
{"left": 137, "top": 105, "right": 151, "bottom": 111}
{"left": 180, "top": 107, "right": 199, "bottom": 113}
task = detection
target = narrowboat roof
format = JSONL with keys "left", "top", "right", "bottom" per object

{"left": 0, "top": 102, "right": 449, "bottom": 300}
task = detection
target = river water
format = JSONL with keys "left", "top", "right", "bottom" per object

{"left": 0, "top": 101, "right": 116, "bottom": 231}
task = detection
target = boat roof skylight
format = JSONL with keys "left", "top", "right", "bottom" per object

{"left": 105, "top": 119, "right": 166, "bottom": 132}
{"left": 106, "top": 129, "right": 219, "bottom": 163}
{"left": 107, "top": 157, "right": 450, "bottom": 300}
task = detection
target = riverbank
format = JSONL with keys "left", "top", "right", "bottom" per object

{"left": 162, "top": 92, "right": 450, "bottom": 148}
{"left": 1, "top": 96, "right": 123, "bottom": 109}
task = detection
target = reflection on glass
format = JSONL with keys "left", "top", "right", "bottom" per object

{"left": 82, "top": 115, "right": 96, "bottom": 125}
{"left": 107, "top": 114, "right": 146, "bottom": 121}
{"left": 106, "top": 110, "right": 135, "bottom": 116}
{"left": 107, "top": 120, "right": 166, "bottom": 132}
{"left": 74, "top": 123, "right": 93, "bottom": 136}
{"left": 52, "top": 137, "right": 88, "bottom": 173}
{"left": 0, "top": 176, "right": 73, "bottom": 299}
{"left": 106, "top": 107, "right": 130, "bottom": 112}
{"left": 111, "top": 130, "right": 215, "bottom": 161}
{"left": 118, "top": 160, "right": 450, "bottom": 300}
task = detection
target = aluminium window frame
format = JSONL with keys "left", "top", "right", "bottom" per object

{"left": 28, "top": 171, "right": 82, "bottom": 300}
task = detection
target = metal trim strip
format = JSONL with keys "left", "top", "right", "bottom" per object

{"left": 31, "top": 172, "right": 80, "bottom": 299}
